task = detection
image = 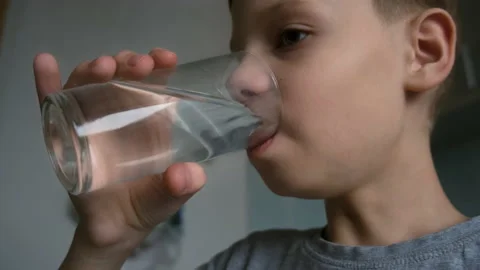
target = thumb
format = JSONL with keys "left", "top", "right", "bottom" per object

{"left": 127, "top": 162, "right": 206, "bottom": 230}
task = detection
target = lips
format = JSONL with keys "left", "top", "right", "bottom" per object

{"left": 247, "top": 131, "right": 276, "bottom": 156}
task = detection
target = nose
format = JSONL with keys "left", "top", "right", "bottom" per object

{"left": 225, "top": 55, "right": 275, "bottom": 105}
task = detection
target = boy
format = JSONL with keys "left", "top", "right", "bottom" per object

{"left": 33, "top": 0, "right": 480, "bottom": 269}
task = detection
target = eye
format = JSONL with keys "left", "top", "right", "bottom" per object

{"left": 278, "top": 29, "right": 309, "bottom": 48}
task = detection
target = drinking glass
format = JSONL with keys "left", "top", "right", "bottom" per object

{"left": 41, "top": 51, "right": 280, "bottom": 195}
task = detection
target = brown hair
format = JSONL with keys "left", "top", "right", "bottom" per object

{"left": 373, "top": 0, "right": 458, "bottom": 20}
{"left": 229, "top": 0, "right": 458, "bottom": 18}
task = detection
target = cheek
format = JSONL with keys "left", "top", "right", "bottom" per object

{"left": 278, "top": 33, "right": 405, "bottom": 173}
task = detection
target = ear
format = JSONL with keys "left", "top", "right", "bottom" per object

{"left": 405, "top": 8, "right": 457, "bottom": 93}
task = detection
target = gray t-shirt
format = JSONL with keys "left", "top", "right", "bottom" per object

{"left": 198, "top": 216, "right": 480, "bottom": 269}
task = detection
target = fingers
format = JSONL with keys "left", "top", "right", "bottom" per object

{"left": 63, "top": 56, "right": 117, "bottom": 89}
{"left": 33, "top": 53, "right": 62, "bottom": 103}
{"left": 149, "top": 48, "right": 177, "bottom": 69}
{"left": 127, "top": 163, "right": 206, "bottom": 230}
{"left": 163, "top": 163, "right": 205, "bottom": 196}
{"left": 62, "top": 49, "right": 177, "bottom": 90}
{"left": 113, "top": 50, "right": 154, "bottom": 80}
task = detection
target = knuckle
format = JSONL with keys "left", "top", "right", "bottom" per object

{"left": 148, "top": 48, "right": 163, "bottom": 55}
{"left": 114, "top": 51, "right": 136, "bottom": 75}
{"left": 150, "top": 174, "right": 178, "bottom": 200}
{"left": 92, "top": 55, "right": 111, "bottom": 65}
{"left": 64, "top": 61, "right": 91, "bottom": 88}
{"left": 90, "top": 56, "right": 116, "bottom": 81}
{"left": 91, "top": 70, "right": 113, "bottom": 82}
{"left": 128, "top": 184, "right": 167, "bottom": 230}
{"left": 114, "top": 50, "right": 135, "bottom": 61}
{"left": 72, "top": 60, "right": 90, "bottom": 74}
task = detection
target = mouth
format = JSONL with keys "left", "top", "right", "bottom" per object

{"left": 247, "top": 132, "right": 276, "bottom": 156}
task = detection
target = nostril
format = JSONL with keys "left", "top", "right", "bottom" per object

{"left": 241, "top": 89, "right": 257, "bottom": 98}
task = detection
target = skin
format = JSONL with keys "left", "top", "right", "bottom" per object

{"left": 33, "top": 0, "right": 466, "bottom": 269}
{"left": 35, "top": 50, "right": 207, "bottom": 269}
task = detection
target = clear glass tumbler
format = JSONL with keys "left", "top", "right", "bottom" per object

{"left": 41, "top": 52, "right": 280, "bottom": 195}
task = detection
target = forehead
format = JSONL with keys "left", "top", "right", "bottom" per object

{"left": 230, "top": 0, "right": 375, "bottom": 13}
{"left": 230, "top": 0, "right": 334, "bottom": 31}
{"left": 229, "top": 0, "right": 381, "bottom": 51}
{"left": 230, "top": 0, "right": 374, "bottom": 24}
{"left": 231, "top": 0, "right": 335, "bottom": 13}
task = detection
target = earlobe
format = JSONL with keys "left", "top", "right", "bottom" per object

{"left": 405, "top": 9, "right": 456, "bottom": 93}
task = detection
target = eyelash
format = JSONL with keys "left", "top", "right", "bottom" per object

{"left": 276, "top": 28, "right": 310, "bottom": 49}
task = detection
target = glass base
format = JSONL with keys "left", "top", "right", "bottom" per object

{"left": 42, "top": 93, "right": 92, "bottom": 195}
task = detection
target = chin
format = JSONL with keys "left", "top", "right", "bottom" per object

{"left": 250, "top": 160, "right": 328, "bottom": 199}
{"left": 251, "top": 159, "right": 352, "bottom": 200}
{"left": 248, "top": 133, "right": 348, "bottom": 199}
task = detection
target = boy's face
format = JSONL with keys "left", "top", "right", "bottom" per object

{"left": 231, "top": 0, "right": 412, "bottom": 198}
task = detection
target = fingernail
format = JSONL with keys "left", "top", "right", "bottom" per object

{"left": 128, "top": 55, "right": 144, "bottom": 67}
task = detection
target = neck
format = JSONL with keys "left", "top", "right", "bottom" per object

{"left": 324, "top": 134, "right": 468, "bottom": 246}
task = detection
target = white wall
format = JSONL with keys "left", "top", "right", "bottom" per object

{"left": 0, "top": 1, "right": 249, "bottom": 269}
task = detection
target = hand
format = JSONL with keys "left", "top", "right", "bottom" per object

{"left": 33, "top": 49, "right": 207, "bottom": 269}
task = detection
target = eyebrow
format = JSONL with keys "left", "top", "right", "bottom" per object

{"left": 229, "top": 0, "right": 331, "bottom": 51}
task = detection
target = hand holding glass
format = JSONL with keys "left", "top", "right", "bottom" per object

{"left": 41, "top": 52, "right": 280, "bottom": 195}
